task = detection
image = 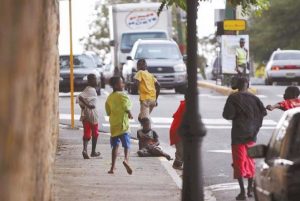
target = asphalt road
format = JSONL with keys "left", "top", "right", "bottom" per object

{"left": 59, "top": 84, "right": 289, "bottom": 201}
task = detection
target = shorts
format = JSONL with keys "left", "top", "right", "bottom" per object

{"left": 139, "top": 99, "right": 156, "bottom": 119}
{"left": 82, "top": 121, "right": 99, "bottom": 140}
{"left": 110, "top": 133, "right": 131, "bottom": 149}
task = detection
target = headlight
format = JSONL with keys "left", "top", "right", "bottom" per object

{"left": 174, "top": 64, "right": 186, "bottom": 72}
{"left": 83, "top": 76, "right": 88, "bottom": 81}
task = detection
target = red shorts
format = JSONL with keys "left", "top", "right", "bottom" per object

{"left": 82, "top": 121, "right": 99, "bottom": 140}
{"left": 231, "top": 141, "right": 255, "bottom": 179}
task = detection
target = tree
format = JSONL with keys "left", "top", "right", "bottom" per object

{"left": 248, "top": 0, "right": 300, "bottom": 62}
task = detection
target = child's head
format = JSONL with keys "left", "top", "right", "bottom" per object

{"left": 140, "top": 118, "right": 151, "bottom": 130}
{"left": 87, "top": 74, "right": 97, "bottom": 87}
{"left": 236, "top": 77, "right": 249, "bottom": 91}
{"left": 109, "top": 76, "right": 124, "bottom": 92}
{"left": 283, "top": 86, "right": 300, "bottom": 100}
{"left": 137, "top": 59, "right": 147, "bottom": 71}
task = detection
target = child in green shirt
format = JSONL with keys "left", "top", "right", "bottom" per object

{"left": 105, "top": 76, "right": 133, "bottom": 175}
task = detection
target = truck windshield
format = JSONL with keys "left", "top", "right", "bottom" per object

{"left": 120, "top": 32, "right": 167, "bottom": 53}
{"left": 135, "top": 44, "right": 182, "bottom": 60}
{"left": 60, "top": 55, "right": 96, "bottom": 69}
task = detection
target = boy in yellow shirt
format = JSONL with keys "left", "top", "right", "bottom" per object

{"left": 134, "top": 59, "right": 160, "bottom": 122}
{"left": 105, "top": 76, "right": 133, "bottom": 175}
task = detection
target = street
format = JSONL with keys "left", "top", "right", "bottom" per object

{"left": 59, "top": 84, "right": 287, "bottom": 200}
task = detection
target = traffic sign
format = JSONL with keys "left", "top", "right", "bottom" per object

{"left": 223, "top": 20, "right": 246, "bottom": 31}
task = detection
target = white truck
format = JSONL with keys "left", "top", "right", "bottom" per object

{"left": 109, "top": 3, "right": 172, "bottom": 72}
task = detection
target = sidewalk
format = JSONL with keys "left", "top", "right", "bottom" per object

{"left": 53, "top": 127, "right": 181, "bottom": 201}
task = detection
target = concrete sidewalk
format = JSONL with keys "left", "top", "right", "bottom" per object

{"left": 53, "top": 127, "right": 181, "bottom": 201}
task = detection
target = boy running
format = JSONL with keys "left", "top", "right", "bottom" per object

{"left": 134, "top": 59, "right": 160, "bottom": 122}
{"left": 266, "top": 86, "right": 300, "bottom": 111}
{"left": 105, "top": 76, "right": 133, "bottom": 175}
{"left": 77, "top": 74, "right": 101, "bottom": 159}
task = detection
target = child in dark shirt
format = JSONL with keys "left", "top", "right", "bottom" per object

{"left": 266, "top": 86, "right": 300, "bottom": 111}
{"left": 137, "top": 118, "right": 172, "bottom": 160}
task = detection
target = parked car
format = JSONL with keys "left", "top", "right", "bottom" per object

{"left": 102, "top": 62, "right": 115, "bottom": 85}
{"left": 265, "top": 50, "right": 300, "bottom": 85}
{"left": 248, "top": 107, "right": 300, "bottom": 201}
{"left": 122, "top": 39, "right": 187, "bottom": 94}
{"left": 59, "top": 54, "right": 102, "bottom": 95}
{"left": 84, "top": 51, "right": 106, "bottom": 88}
{"left": 205, "top": 56, "right": 221, "bottom": 80}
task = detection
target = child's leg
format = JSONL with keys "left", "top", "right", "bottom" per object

{"left": 91, "top": 124, "right": 100, "bottom": 157}
{"left": 108, "top": 145, "right": 119, "bottom": 174}
{"left": 149, "top": 146, "right": 172, "bottom": 160}
{"left": 120, "top": 133, "right": 132, "bottom": 175}
{"left": 82, "top": 121, "right": 92, "bottom": 159}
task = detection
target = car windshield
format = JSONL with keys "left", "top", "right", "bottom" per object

{"left": 273, "top": 52, "right": 300, "bottom": 60}
{"left": 134, "top": 44, "right": 182, "bottom": 60}
{"left": 60, "top": 55, "right": 96, "bottom": 69}
{"left": 120, "top": 32, "right": 167, "bottom": 53}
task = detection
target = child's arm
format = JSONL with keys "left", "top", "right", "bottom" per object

{"left": 78, "top": 96, "right": 95, "bottom": 109}
{"left": 152, "top": 131, "right": 160, "bottom": 146}
{"left": 266, "top": 103, "right": 281, "bottom": 111}
{"left": 155, "top": 81, "right": 160, "bottom": 106}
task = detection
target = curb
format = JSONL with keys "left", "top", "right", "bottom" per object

{"left": 198, "top": 81, "right": 257, "bottom": 96}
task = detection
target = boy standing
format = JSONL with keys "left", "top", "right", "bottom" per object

{"left": 137, "top": 118, "right": 172, "bottom": 160}
{"left": 134, "top": 59, "right": 160, "bottom": 122}
{"left": 77, "top": 74, "right": 101, "bottom": 159}
{"left": 266, "top": 86, "right": 300, "bottom": 111}
{"left": 105, "top": 76, "right": 133, "bottom": 175}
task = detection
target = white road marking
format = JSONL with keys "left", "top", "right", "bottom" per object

{"left": 104, "top": 116, "right": 135, "bottom": 123}
{"left": 207, "top": 150, "right": 232, "bottom": 154}
{"left": 203, "top": 119, "right": 231, "bottom": 125}
{"left": 263, "top": 119, "right": 278, "bottom": 125}
{"left": 256, "top": 95, "right": 267, "bottom": 98}
{"left": 151, "top": 117, "right": 173, "bottom": 124}
{"left": 277, "top": 94, "right": 283, "bottom": 98}
{"left": 59, "top": 92, "right": 80, "bottom": 97}
{"left": 59, "top": 113, "right": 80, "bottom": 120}
{"left": 205, "top": 182, "right": 240, "bottom": 192}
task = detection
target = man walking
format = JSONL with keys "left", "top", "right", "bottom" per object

{"left": 223, "top": 77, "right": 267, "bottom": 200}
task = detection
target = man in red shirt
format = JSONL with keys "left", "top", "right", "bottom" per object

{"left": 266, "top": 86, "right": 300, "bottom": 111}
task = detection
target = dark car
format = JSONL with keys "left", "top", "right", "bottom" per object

{"left": 59, "top": 54, "right": 102, "bottom": 95}
{"left": 248, "top": 107, "right": 300, "bottom": 201}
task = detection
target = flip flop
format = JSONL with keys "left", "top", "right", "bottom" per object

{"left": 123, "top": 161, "right": 133, "bottom": 175}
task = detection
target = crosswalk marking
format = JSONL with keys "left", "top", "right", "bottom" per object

{"left": 59, "top": 113, "right": 80, "bottom": 120}
{"left": 104, "top": 116, "right": 136, "bottom": 123}
{"left": 59, "top": 92, "right": 80, "bottom": 97}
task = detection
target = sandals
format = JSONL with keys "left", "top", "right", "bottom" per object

{"left": 90, "top": 151, "right": 101, "bottom": 157}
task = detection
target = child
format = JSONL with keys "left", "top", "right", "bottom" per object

{"left": 77, "top": 74, "right": 101, "bottom": 159}
{"left": 169, "top": 95, "right": 186, "bottom": 170}
{"left": 266, "top": 86, "right": 300, "bottom": 111}
{"left": 105, "top": 76, "right": 133, "bottom": 175}
{"left": 134, "top": 59, "right": 160, "bottom": 122}
{"left": 137, "top": 118, "right": 172, "bottom": 160}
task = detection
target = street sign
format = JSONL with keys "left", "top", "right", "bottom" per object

{"left": 223, "top": 19, "right": 246, "bottom": 31}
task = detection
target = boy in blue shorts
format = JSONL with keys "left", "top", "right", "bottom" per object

{"left": 105, "top": 76, "right": 133, "bottom": 175}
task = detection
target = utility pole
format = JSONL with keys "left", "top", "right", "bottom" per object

{"left": 181, "top": 0, "right": 207, "bottom": 201}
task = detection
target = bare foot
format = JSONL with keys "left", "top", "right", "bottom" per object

{"left": 123, "top": 161, "right": 133, "bottom": 175}
{"left": 82, "top": 151, "right": 90, "bottom": 159}
{"left": 108, "top": 169, "right": 114, "bottom": 174}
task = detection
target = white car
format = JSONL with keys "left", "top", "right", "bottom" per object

{"left": 265, "top": 50, "right": 300, "bottom": 85}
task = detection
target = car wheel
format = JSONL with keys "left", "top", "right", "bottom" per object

{"left": 175, "top": 85, "right": 187, "bottom": 94}
{"left": 128, "top": 84, "right": 138, "bottom": 95}
{"left": 265, "top": 78, "right": 272, "bottom": 85}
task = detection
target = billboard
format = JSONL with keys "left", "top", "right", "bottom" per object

{"left": 221, "top": 35, "right": 249, "bottom": 74}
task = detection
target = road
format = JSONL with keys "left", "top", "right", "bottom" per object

{"left": 59, "top": 84, "right": 288, "bottom": 201}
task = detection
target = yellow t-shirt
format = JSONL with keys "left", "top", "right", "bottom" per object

{"left": 105, "top": 91, "right": 132, "bottom": 137}
{"left": 134, "top": 70, "right": 157, "bottom": 101}
{"left": 236, "top": 47, "right": 247, "bottom": 65}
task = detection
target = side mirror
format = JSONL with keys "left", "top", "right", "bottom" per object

{"left": 247, "top": 144, "right": 268, "bottom": 158}
{"left": 183, "top": 55, "right": 187, "bottom": 61}
{"left": 109, "top": 40, "right": 115, "bottom": 46}
{"left": 127, "top": 56, "right": 133, "bottom": 61}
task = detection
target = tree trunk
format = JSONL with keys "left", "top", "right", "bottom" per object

{"left": 0, "top": 1, "right": 59, "bottom": 201}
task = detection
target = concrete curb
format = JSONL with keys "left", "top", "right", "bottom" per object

{"left": 198, "top": 81, "right": 257, "bottom": 96}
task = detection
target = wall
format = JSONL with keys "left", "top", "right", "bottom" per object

{"left": 0, "top": 1, "right": 59, "bottom": 200}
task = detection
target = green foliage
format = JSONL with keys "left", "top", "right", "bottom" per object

{"left": 248, "top": 0, "right": 300, "bottom": 62}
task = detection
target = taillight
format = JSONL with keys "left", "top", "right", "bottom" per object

{"left": 283, "top": 65, "right": 300, "bottom": 70}
{"left": 271, "top": 66, "right": 281, "bottom": 71}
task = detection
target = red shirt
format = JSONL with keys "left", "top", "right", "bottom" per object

{"left": 278, "top": 98, "right": 300, "bottom": 111}
{"left": 169, "top": 100, "right": 186, "bottom": 145}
